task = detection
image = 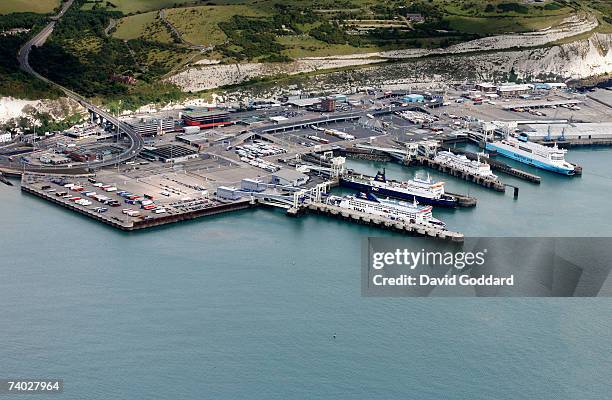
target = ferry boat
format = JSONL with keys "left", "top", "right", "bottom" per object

{"left": 434, "top": 151, "right": 498, "bottom": 179}
{"left": 328, "top": 192, "right": 446, "bottom": 227}
{"left": 485, "top": 136, "right": 575, "bottom": 175}
{"left": 340, "top": 170, "right": 458, "bottom": 208}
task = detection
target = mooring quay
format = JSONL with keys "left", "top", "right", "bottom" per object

{"left": 20, "top": 173, "right": 464, "bottom": 241}
{"left": 287, "top": 202, "right": 464, "bottom": 242}
{"left": 339, "top": 171, "right": 477, "bottom": 207}
{"left": 21, "top": 176, "right": 254, "bottom": 232}
{"left": 408, "top": 156, "right": 506, "bottom": 192}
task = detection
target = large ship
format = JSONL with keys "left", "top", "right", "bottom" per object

{"left": 328, "top": 192, "right": 446, "bottom": 227}
{"left": 340, "top": 170, "right": 458, "bottom": 208}
{"left": 485, "top": 136, "right": 575, "bottom": 175}
{"left": 434, "top": 151, "right": 498, "bottom": 179}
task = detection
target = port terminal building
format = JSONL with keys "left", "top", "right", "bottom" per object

{"left": 402, "top": 94, "right": 425, "bottom": 103}
{"left": 127, "top": 117, "right": 176, "bottom": 136}
{"left": 181, "top": 110, "right": 232, "bottom": 129}
{"left": 140, "top": 144, "right": 199, "bottom": 163}
{"left": 522, "top": 122, "right": 612, "bottom": 141}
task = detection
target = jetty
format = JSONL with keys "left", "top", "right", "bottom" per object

{"left": 0, "top": 172, "right": 13, "bottom": 186}
{"left": 294, "top": 202, "right": 464, "bottom": 242}
{"left": 339, "top": 170, "right": 477, "bottom": 207}
{"left": 409, "top": 156, "right": 506, "bottom": 192}
{"left": 441, "top": 146, "right": 541, "bottom": 184}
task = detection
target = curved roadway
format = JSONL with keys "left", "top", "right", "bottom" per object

{"left": 2, "top": 0, "right": 144, "bottom": 173}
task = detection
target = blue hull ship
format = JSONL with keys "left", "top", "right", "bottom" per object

{"left": 339, "top": 170, "right": 458, "bottom": 208}
{"left": 486, "top": 143, "right": 575, "bottom": 175}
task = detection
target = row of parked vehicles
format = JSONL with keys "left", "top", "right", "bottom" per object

{"left": 48, "top": 177, "right": 166, "bottom": 216}
{"left": 115, "top": 190, "right": 166, "bottom": 215}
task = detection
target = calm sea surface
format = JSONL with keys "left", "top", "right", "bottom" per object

{"left": 1, "top": 147, "right": 611, "bottom": 399}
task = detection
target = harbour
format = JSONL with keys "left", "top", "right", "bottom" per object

{"left": 2, "top": 83, "right": 612, "bottom": 244}
{"left": 2, "top": 0, "right": 612, "bottom": 397}
{"left": 3, "top": 146, "right": 612, "bottom": 399}
{"left": 4, "top": 145, "right": 612, "bottom": 244}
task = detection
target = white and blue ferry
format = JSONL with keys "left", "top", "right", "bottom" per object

{"left": 329, "top": 192, "right": 446, "bottom": 227}
{"left": 340, "top": 170, "right": 458, "bottom": 208}
{"left": 485, "top": 136, "right": 576, "bottom": 175}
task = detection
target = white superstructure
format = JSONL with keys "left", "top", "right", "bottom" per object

{"left": 329, "top": 192, "right": 445, "bottom": 227}
{"left": 434, "top": 151, "right": 498, "bottom": 179}
{"left": 485, "top": 136, "right": 575, "bottom": 175}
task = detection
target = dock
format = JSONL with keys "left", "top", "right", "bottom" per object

{"left": 21, "top": 176, "right": 254, "bottom": 231}
{"left": 335, "top": 147, "right": 392, "bottom": 162}
{"left": 337, "top": 144, "right": 507, "bottom": 192}
{"left": 441, "top": 146, "right": 541, "bottom": 184}
{"left": 339, "top": 171, "right": 477, "bottom": 207}
{"left": 409, "top": 156, "right": 506, "bottom": 192}
{"left": 486, "top": 157, "right": 542, "bottom": 183}
{"left": 293, "top": 202, "right": 464, "bottom": 242}
{"left": 0, "top": 172, "right": 13, "bottom": 186}
{"left": 446, "top": 191, "right": 477, "bottom": 207}
{"left": 20, "top": 173, "right": 463, "bottom": 241}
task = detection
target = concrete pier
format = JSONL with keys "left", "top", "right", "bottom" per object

{"left": 339, "top": 171, "right": 477, "bottom": 207}
{"left": 0, "top": 172, "right": 13, "bottom": 186}
{"left": 21, "top": 178, "right": 254, "bottom": 231}
{"left": 302, "top": 202, "right": 464, "bottom": 242}
{"left": 441, "top": 146, "right": 541, "bottom": 184}
{"left": 446, "top": 191, "right": 477, "bottom": 207}
{"left": 336, "top": 147, "right": 392, "bottom": 162}
{"left": 410, "top": 156, "right": 506, "bottom": 192}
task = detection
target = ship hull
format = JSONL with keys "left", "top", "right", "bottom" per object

{"left": 485, "top": 143, "right": 574, "bottom": 175}
{"left": 340, "top": 178, "right": 458, "bottom": 208}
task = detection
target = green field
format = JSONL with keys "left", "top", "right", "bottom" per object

{"left": 102, "top": 0, "right": 252, "bottom": 14}
{"left": 108, "top": 0, "right": 333, "bottom": 14}
{"left": 276, "top": 35, "right": 378, "bottom": 58}
{"left": 446, "top": 13, "right": 572, "bottom": 35}
{"left": 113, "top": 11, "right": 173, "bottom": 43}
{"left": 4, "top": 0, "right": 608, "bottom": 104}
{"left": 0, "top": 0, "right": 60, "bottom": 15}
{"left": 164, "top": 5, "right": 267, "bottom": 46}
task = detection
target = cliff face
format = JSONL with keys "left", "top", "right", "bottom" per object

{"left": 327, "top": 32, "right": 612, "bottom": 85}
{"left": 513, "top": 33, "right": 611, "bottom": 80}
{"left": 167, "top": 30, "right": 611, "bottom": 92}
{"left": 405, "top": 32, "right": 612, "bottom": 83}
{"left": 168, "top": 57, "right": 386, "bottom": 92}
{"left": 0, "top": 97, "right": 84, "bottom": 125}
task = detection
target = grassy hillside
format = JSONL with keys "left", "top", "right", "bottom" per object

{"left": 113, "top": 11, "right": 173, "bottom": 43}
{"left": 105, "top": 0, "right": 593, "bottom": 62}
{"left": 28, "top": 0, "right": 191, "bottom": 109}
{"left": 164, "top": 5, "right": 268, "bottom": 47}
{"left": 0, "top": 0, "right": 60, "bottom": 15}
{"left": 3, "top": 0, "right": 608, "bottom": 104}
{"left": 0, "top": 13, "right": 61, "bottom": 99}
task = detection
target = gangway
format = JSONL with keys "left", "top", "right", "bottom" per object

{"left": 236, "top": 182, "right": 332, "bottom": 210}
{"left": 354, "top": 144, "right": 409, "bottom": 160}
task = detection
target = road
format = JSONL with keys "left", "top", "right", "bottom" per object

{"left": 5, "top": 0, "right": 144, "bottom": 174}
